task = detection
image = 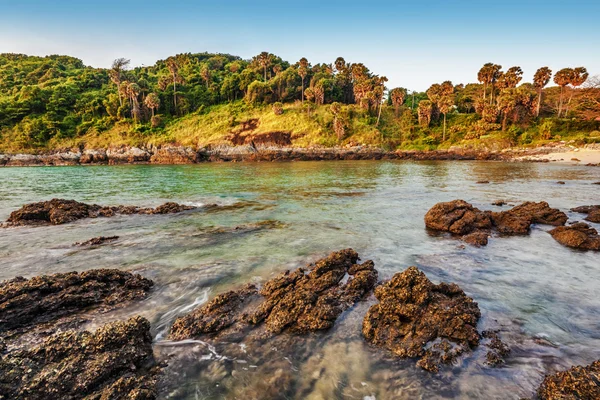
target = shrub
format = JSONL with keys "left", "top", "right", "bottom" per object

{"left": 272, "top": 102, "right": 283, "bottom": 115}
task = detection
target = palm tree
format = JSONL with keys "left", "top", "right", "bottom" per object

{"left": 533, "top": 67, "right": 552, "bottom": 117}
{"left": 389, "top": 88, "right": 406, "bottom": 116}
{"left": 109, "top": 58, "right": 130, "bottom": 107}
{"left": 126, "top": 82, "right": 141, "bottom": 122}
{"left": 418, "top": 100, "right": 433, "bottom": 127}
{"left": 201, "top": 64, "right": 210, "bottom": 90}
{"left": 257, "top": 52, "right": 272, "bottom": 82}
{"left": 438, "top": 81, "right": 454, "bottom": 141}
{"left": 273, "top": 64, "right": 282, "bottom": 99}
{"left": 144, "top": 93, "right": 160, "bottom": 117}
{"left": 500, "top": 66, "right": 523, "bottom": 89}
{"left": 375, "top": 76, "right": 388, "bottom": 126}
{"left": 299, "top": 57, "right": 309, "bottom": 104}
{"left": 565, "top": 67, "right": 589, "bottom": 116}
{"left": 488, "top": 64, "right": 503, "bottom": 104}
{"left": 304, "top": 87, "right": 314, "bottom": 116}
{"left": 477, "top": 63, "right": 493, "bottom": 101}
{"left": 554, "top": 68, "right": 574, "bottom": 117}
{"left": 166, "top": 57, "right": 180, "bottom": 111}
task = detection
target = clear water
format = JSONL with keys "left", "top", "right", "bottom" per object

{"left": 0, "top": 161, "right": 599, "bottom": 399}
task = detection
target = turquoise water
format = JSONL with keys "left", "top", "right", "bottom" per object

{"left": 0, "top": 161, "right": 599, "bottom": 399}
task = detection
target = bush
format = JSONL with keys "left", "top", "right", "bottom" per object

{"left": 151, "top": 115, "right": 163, "bottom": 128}
{"left": 519, "top": 132, "right": 533, "bottom": 145}
{"left": 538, "top": 120, "right": 553, "bottom": 140}
{"left": 272, "top": 102, "right": 283, "bottom": 115}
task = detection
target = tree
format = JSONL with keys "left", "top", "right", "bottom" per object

{"left": 144, "top": 93, "right": 160, "bottom": 117}
{"left": 418, "top": 100, "right": 433, "bottom": 127}
{"left": 437, "top": 81, "right": 454, "bottom": 141}
{"left": 330, "top": 102, "right": 345, "bottom": 140}
{"left": 375, "top": 76, "right": 388, "bottom": 126}
{"left": 533, "top": 67, "right": 552, "bottom": 117}
{"left": 200, "top": 64, "right": 211, "bottom": 89}
{"left": 166, "top": 57, "right": 181, "bottom": 111}
{"left": 273, "top": 64, "right": 282, "bottom": 99}
{"left": 498, "top": 66, "right": 523, "bottom": 89}
{"left": 299, "top": 57, "right": 309, "bottom": 104}
{"left": 554, "top": 68, "right": 574, "bottom": 117}
{"left": 389, "top": 87, "right": 406, "bottom": 116}
{"left": 109, "top": 58, "right": 130, "bottom": 107}
{"left": 477, "top": 63, "right": 493, "bottom": 101}
{"left": 304, "top": 87, "right": 314, "bottom": 116}
{"left": 565, "top": 67, "right": 589, "bottom": 116}
{"left": 256, "top": 52, "right": 273, "bottom": 82}
{"left": 126, "top": 82, "right": 141, "bottom": 122}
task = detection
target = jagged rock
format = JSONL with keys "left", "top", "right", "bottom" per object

{"left": 362, "top": 267, "right": 481, "bottom": 372}
{"left": 74, "top": 236, "right": 120, "bottom": 246}
{"left": 535, "top": 360, "right": 600, "bottom": 399}
{"left": 549, "top": 223, "right": 600, "bottom": 251}
{"left": 424, "top": 200, "right": 492, "bottom": 236}
{"left": 463, "top": 231, "right": 489, "bottom": 247}
{"left": 571, "top": 205, "right": 600, "bottom": 223}
{"left": 0, "top": 269, "right": 153, "bottom": 336}
{"left": 556, "top": 181, "right": 566, "bottom": 185}
{"left": 0, "top": 316, "right": 159, "bottom": 399}
{"left": 492, "top": 200, "right": 507, "bottom": 206}
{"left": 482, "top": 330, "right": 510, "bottom": 366}
{"left": 491, "top": 202, "right": 567, "bottom": 235}
{"left": 168, "top": 249, "right": 377, "bottom": 340}
{"left": 3, "top": 199, "right": 195, "bottom": 227}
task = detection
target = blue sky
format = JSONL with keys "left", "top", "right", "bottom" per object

{"left": 1, "top": 0, "right": 599, "bottom": 91}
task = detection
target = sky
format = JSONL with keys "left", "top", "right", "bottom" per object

{"left": 1, "top": 0, "right": 599, "bottom": 91}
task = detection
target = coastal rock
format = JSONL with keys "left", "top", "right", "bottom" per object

{"left": 535, "top": 360, "right": 600, "bottom": 399}
{"left": 3, "top": 199, "right": 195, "bottom": 227}
{"left": 549, "top": 223, "right": 600, "bottom": 251}
{"left": 0, "top": 269, "right": 153, "bottom": 335}
{"left": 492, "top": 200, "right": 507, "bottom": 206}
{"left": 107, "top": 146, "right": 151, "bottom": 164}
{"left": 571, "top": 205, "right": 600, "bottom": 223}
{"left": 80, "top": 149, "right": 108, "bottom": 164}
{"left": 149, "top": 145, "right": 199, "bottom": 164}
{"left": 168, "top": 249, "right": 377, "bottom": 340}
{"left": 0, "top": 316, "right": 160, "bottom": 399}
{"left": 362, "top": 267, "right": 481, "bottom": 372}
{"left": 424, "top": 200, "right": 493, "bottom": 236}
{"left": 74, "top": 236, "right": 120, "bottom": 246}
{"left": 491, "top": 202, "right": 567, "bottom": 235}
{"left": 482, "top": 330, "right": 511, "bottom": 366}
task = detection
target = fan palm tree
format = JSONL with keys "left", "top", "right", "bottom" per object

{"left": 389, "top": 88, "right": 406, "bottom": 116}
{"left": 257, "top": 52, "right": 272, "bottom": 82}
{"left": 166, "top": 57, "right": 180, "bottom": 110}
{"left": 144, "top": 93, "right": 160, "bottom": 117}
{"left": 299, "top": 57, "right": 309, "bottom": 104}
{"left": 109, "top": 58, "right": 130, "bottom": 107}
{"left": 554, "top": 68, "right": 574, "bottom": 117}
{"left": 565, "top": 67, "right": 589, "bottom": 115}
{"left": 533, "top": 67, "right": 552, "bottom": 117}
{"left": 418, "top": 100, "right": 433, "bottom": 127}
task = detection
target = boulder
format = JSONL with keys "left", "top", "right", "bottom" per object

{"left": 424, "top": 200, "right": 492, "bottom": 236}
{"left": 362, "top": 267, "right": 481, "bottom": 372}
{"left": 491, "top": 202, "right": 567, "bottom": 235}
{"left": 0, "top": 316, "right": 159, "bottom": 399}
{"left": 0, "top": 269, "right": 153, "bottom": 336}
{"left": 168, "top": 249, "right": 378, "bottom": 340}
{"left": 549, "top": 223, "right": 600, "bottom": 251}
{"left": 74, "top": 236, "right": 120, "bottom": 246}
{"left": 535, "top": 360, "right": 600, "bottom": 399}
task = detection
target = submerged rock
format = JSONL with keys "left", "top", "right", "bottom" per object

{"left": 362, "top": 266, "right": 481, "bottom": 372}
{"left": 0, "top": 269, "right": 153, "bottom": 337}
{"left": 168, "top": 249, "right": 377, "bottom": 340}
{"left": 2, "top": 198, "right": 195, "bottom": 227}
{"left": 535, "top": 360, "right": 600, "bottom": 399}
{"left": 0, "top": 316, "right": 160, "bottom": 399}
{"left": 482, "top": 330, "right": 511, "bottom": 366}
{"left": 549, "top": 223, "right": 600, "bottom": 251}
{"left": 74, "top": 235, "right": 120, "bottom": 246}
{"left": 425, "top": 200, "right": 567, "bottom": 246}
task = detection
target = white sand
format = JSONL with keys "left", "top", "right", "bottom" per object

{"left": 517, "top": 149, "right": 600, "bottom": 165}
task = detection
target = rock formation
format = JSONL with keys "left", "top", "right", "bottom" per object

{"left": 535, "top": 360, "right": 600, "bottom": 399}
{"left": 0, "top": 316, "right": 160, "bottom": 399}
{"left": 168, "top": 249, "right": 377, "bottom": 340}
{"left": 549, "top": 223, "right": 600, "bottom": 251}
{"left": 362, "top": 266, "right": 481, "bottom": 372}
{"left": 3, "top": 199, "right": 195, "bottom": 227}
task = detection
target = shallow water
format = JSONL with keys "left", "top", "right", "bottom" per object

{"left": 0, "top": 160, "right": 599, "bottom": 399}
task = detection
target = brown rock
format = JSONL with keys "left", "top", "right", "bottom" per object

{"left": 3, "top": 199, "right": 195, "bottom": 227}
{"left": 492, "top": 202, "right": 567, "bottom": 235}
{"left": 476, "top": 180, "right": 490, "bottom": 184}
{"left": 549, "top": 223, "right": 600, "bottom": 251}
{"left": 571, "top": 205, "right": 600, "bottom": 214}
{"left": 0, "top": 316, "right": 159, "bottom": 399}
{"left": 0, "top": 269, "right": 153, "bottom": 336}
{"left": 536, "top": 360, "right": 600, "bottom": 399}
{"left": 463, "top": 231, "right": 489, "bottom": 247}
{"left": 492, "top": 200, "right": 507, "bottom": 206}
{"left": 482, "top": 330, "right": 510, "bottom": 366}
{"left": 556, "top": 181, "right": 566, "bottom": 185}
{"left": 424, "top": 200, "right": 492, "bottom": 235}
{"left": 362, "top": 267, "right": 481, "bottom": 372}
{"left": 168, "top": 249, "right": 378, "bottom": 340}
{"left": 74, "top": 236, "right": 120, "bottom": 246}
{"left": 585, "top": 209, "right": 600, "bottom": 223}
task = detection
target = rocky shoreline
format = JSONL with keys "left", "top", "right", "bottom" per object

{"left": 1, "top": 143, "right": 599, "bottom": 167}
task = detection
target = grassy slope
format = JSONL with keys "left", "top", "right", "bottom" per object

{"left": 4, "top": 101, "right": 600, "bottom": 153}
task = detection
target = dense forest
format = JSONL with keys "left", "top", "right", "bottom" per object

{"left": 0, "top": 52, "right": 599, "bottom": 152}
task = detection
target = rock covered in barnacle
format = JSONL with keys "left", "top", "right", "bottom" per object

{"left": 168, "top": 249, "right": 378, "bottom": 340}
{"left": 0, "top": 269, "right": 153, "bottom": 335}
{"left": 482, "top": 330, "right": 511, "bottom": 366}
{"left": 362, "top": 266, "right": 481, "bottom": 372}
{"left": 0, "top": 316, "right": 159, "bottom": 399}
{"left": 424, "top": 200, "right": 567, "bottom": 246}
{"left": 571, "top": 205, "right": 600, "bottom": 223}
{"left": 549, "top": 223, "right": 600, "bottom": 251}
{"left": 491, "top": 201, "right": 567, "bottom": 235}
{"left": 535, "top": 360, "right": 600, "bottom": 399}
{"left": 2, "top": 198, "right": 195, "bottom": 227}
